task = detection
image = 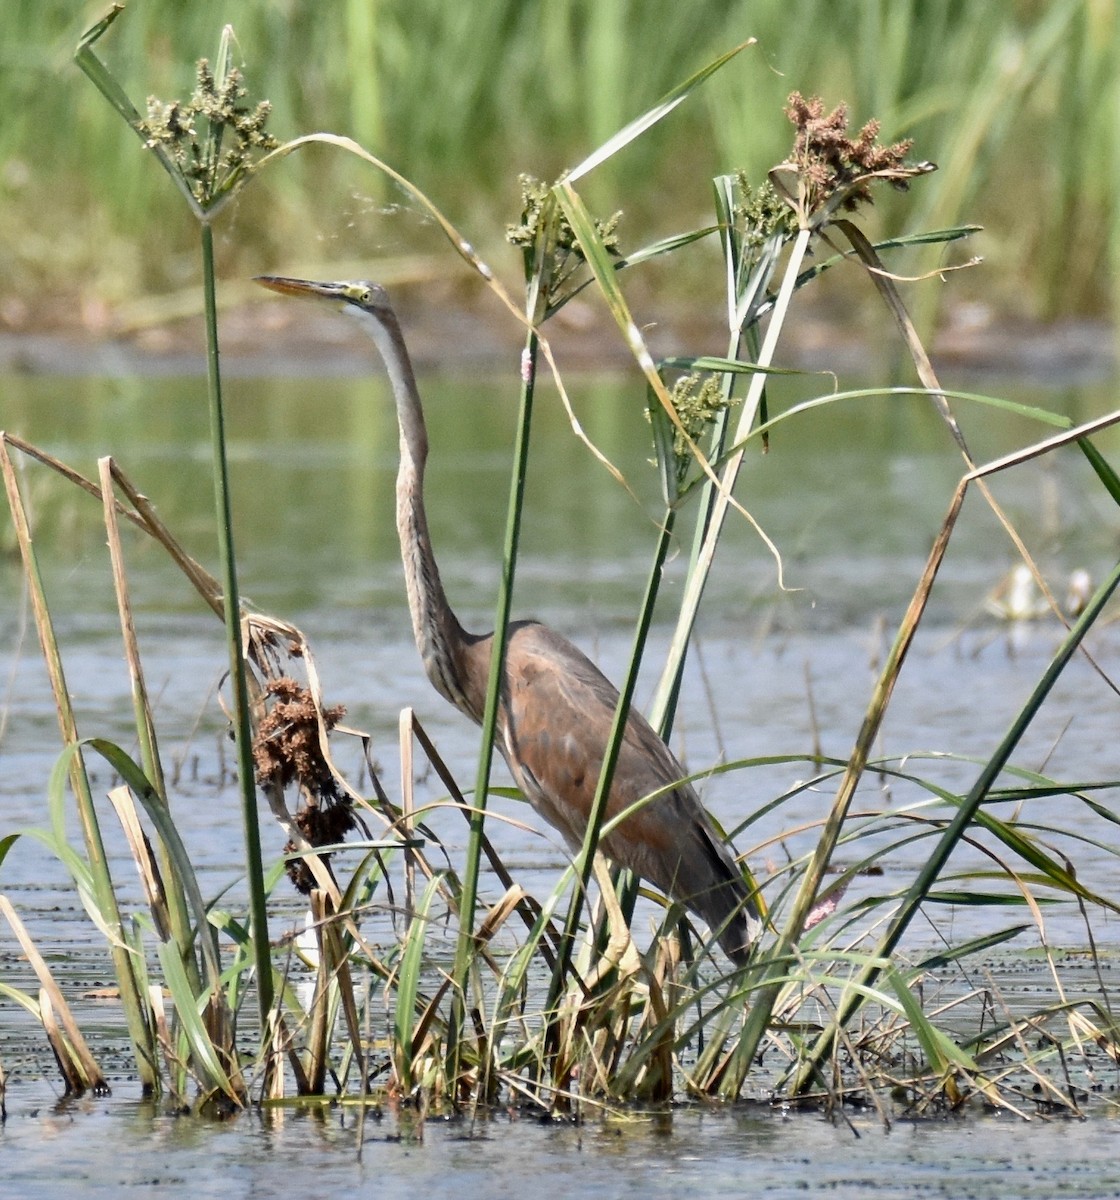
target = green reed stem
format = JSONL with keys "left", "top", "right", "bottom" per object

{"left": 648, "top": 227, "right": 811, "bottom": 731}
{"left": 200, "top": 223, "right": 272, "bottom": 1022}
{"left": 544, "top": 508, "right": 676, "bottom": 1027}
{"left": 447, "top": 324, "right": 539, "bottom": 1080}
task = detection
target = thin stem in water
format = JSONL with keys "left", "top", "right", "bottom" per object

{"left": 447, "top": 326, "right": 540, "bottom": 1080}
{"left": 544, "top": 508, "right": 677, "bottom": 1028}
{"left": 648, "top": 227, "right": 812, "bottom": 728}
{"left": 200, "top": 224, "right": 272, "bottom": 1021}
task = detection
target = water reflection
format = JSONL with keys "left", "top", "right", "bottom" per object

{"left": 4, "top": 1081, "right": 1120, "bottom": 1198}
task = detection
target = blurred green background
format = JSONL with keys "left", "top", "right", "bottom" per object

{"left": 3, "top": 0, "right": 1117, "bottom": 336}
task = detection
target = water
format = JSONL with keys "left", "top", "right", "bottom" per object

{"left": 2, "top": 1094, "right": 1119, "bottom": 1199}
{"left": 2, "top": 364, "right": 1120, "bottom": 1182}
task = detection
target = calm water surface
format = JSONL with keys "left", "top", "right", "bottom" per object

{"left": 2, "top": 364, "right": 1120, "bottom": 1186}
{"left": 3, "top": 1093, "right": 1120, "bottom": 1199}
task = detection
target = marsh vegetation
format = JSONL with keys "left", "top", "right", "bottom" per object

{"left": 4, "top": 2, "right": 1118, "bottom": 329}
{"left": 2, "top": 9, "right": 1120, "bottom": 1131}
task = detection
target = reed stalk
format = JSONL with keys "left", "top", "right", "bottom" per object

{"left": 76, "top": 9, "right": 277, "bottom": 1025}
{"left": 543, "top": 509, "right": 676, "bottom": 1024}
{"left": 199, "top": 220, "right": 273, "bottom": 1022}
{"left": 648, "top": 172, "right": 780, "bottom": 735}
{"left": 648, "top": 227, "right": 811, "bottom": 728}
{"left": 0, "top": 439, "right": 159, "bottom": 1092}
{"left": 447, "top": 320, "right": 541, "bottom": 1082}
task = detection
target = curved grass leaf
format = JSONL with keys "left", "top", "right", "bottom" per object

{"left": 915, "top": 925, "right": 1033, "bottom": 970}
{"left": 0, "top": 981, "right": 40, "bottom": 1020}
{"left": 885, "top": 964, "right": 985, "bottom": 1079}
{"left": 658, "top": 355, "right": 807, "bottom": 378}
{"left": 391, "top": 872, "right": 443, "bottom": 1096}
{"left": 74, "top": 6, "right": 205, "bottom": 220}
{"left": 156, "top": 938, "right": 239, "bottom": 1103}
{"left": 567, "top": 41, "right": 755, "bottom": 183}
{"left": 0, "top": 834, "right": 20, "bottom": 873}
{"left": 82, "top": 738, "right": 225, "bottom": 989}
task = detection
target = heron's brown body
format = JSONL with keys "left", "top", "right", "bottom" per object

{"left": 256, "top": 274, "right": 762, "bottom": 963}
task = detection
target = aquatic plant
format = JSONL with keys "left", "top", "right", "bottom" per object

{"left": 5, "top": 2, "right": 1117, "bottom": 326}
{"left": 2, "top": 11, "right": 1120, "bottom": 1125}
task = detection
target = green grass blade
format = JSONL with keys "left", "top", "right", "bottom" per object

{"left": 789, "top": 555, "right": 1120, "bottom": 1094}
{"left": 0, "top": 834, "right": 19, "bottom": 873}
{"left": 545, "top": 510, "right": 676, "bottom": 1020}
{"left": 73, "top": 6, "right": 204, "bottom": 219}
{"left": 73, "top": 7, "right": 144, "bottom": 127}
{"left": 658, "top": 355, "right": 803, "bottom": 377}
{"left": 84, "top": 739, "right": 225, "bottom": 991}
{"left": 567, "top": 41, "right": 755, "bottom": 182}
{"left": 885, "top": 965, "right": 983, "bottom": 1076}
{"left": 393, "top": 873, "right": 443, "bottom": 1096}
{"left": 156, "top": 939, "right": 238, "bottom": 1103}
{"left": 915, "top": 925, "right": 1033, "bottom": 970}
{"left": 0, "top": 981, "right": 40, "bottom": 1020}
{"left": 1079, "top": 436, "right": 1120, "bottom": 506}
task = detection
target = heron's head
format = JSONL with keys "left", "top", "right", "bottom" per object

{"left": 254, "top": 275, "right": 392, "bottom": 323}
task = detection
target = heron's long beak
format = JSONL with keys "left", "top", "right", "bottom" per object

{"left": 254, "top": 275, "right": 347, "bottom": 301}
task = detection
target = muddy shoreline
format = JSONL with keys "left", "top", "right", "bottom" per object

{"left": 0, "top": 293, "right": 1113, "bottom": 383}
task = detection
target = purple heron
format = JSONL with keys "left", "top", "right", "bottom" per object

{"left": 256, "top": 276, "right": 762, "bottom": 963}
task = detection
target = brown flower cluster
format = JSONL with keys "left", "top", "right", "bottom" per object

{"left": 284, "top": 804, "right": 357, "bottom": 895}
{"left": 252, "top": 676, "right": 355, "bottom": 894}
{"left": 252, "top": 676, "right": 343, "bottom": 793}
{"left": 783, "top": 92, "right": 914, "bottom": 215}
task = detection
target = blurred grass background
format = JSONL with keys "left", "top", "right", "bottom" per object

{"left": 2, "top": 0, "right": 1117, "bottom": 336}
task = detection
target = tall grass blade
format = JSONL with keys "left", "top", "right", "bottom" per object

{"left": 82, "top": 738, "right": 225, "bottom": 991}
{"left": 544, "top": 511, "right": 676, "bottom": 1020}
{"left": 647, "top": 228, "right": 811, "bottom": 730}
{"left": 156, "top": 939, "right": 243, "bottom": 1105}
{"left": 789, "top": 555, "right": 1120, "bottom": 1094}
{"left": 724, "top": 479, "right": 968, "bottom": 1098}
{"left": 647, "top": 178, "right": 776, "bottom": 733}
{"left": 0, "top": 896, "right": 107, "bottom": 1094}
{"left": 567, "top": 41, "right": 755, "bottom": 183}
{"left": 0, "top": 437, "right": 157, "bottom": 1090}
{"left": 393, "top": 874, "right": 443, "bottom": 1097}
{"left": 99, "top": 457, "right": 199, "bottom": 989}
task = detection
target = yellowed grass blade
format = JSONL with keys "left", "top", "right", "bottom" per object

{"left": 107, "top": 786, "right": 172, "bottom": 941}
{"left": 0, "top": 896, "right": 107, "bottom": 1093}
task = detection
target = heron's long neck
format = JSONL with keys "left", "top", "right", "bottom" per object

{"left": 366, "top": 310, "right": 478, "bottom": 719}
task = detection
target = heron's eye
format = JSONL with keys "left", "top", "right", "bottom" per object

{"left": 358, "top": 288, "right": 372, "bottom": 305}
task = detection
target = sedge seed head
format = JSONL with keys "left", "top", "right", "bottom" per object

{"left": 780, "top": 92, "right": 919, "bottom": 217}
{"left": 136, "top": 56, "right": 278, "bottom": 207}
